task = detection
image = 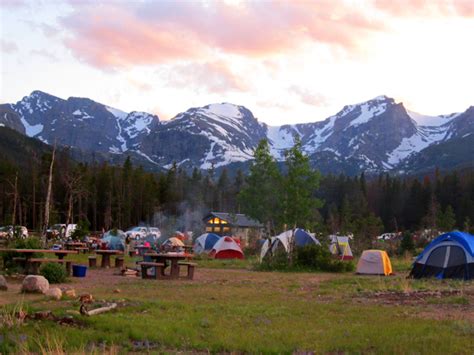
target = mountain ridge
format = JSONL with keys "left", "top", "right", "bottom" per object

{"left": 1, "top": 90, "right": 473, "bottom": 175}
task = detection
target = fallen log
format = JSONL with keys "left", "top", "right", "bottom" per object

{"left": 83, "top": 303, "right": 117, "bottom": 316}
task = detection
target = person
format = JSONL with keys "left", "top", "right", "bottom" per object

{"left": 125, "top": 234, "right": 131, "bottom": 254}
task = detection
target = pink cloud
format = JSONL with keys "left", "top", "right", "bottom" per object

{"left": 165, "top": 61, "right": 248, "bottom": 94}
{"left": 288, "top": 86, "right": 329, "bottom": 107}
{"left": 0, "top": 39, "right": 18, "bottom": 53}
{"left": 374, "top": 0, "right": 474, "bottom": 17}
{"left": 60, "top": 1, "right": 385, "bottom": 70}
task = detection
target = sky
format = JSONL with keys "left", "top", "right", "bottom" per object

{"left": 1, "top": 0, "right": 473, "bottom": 126}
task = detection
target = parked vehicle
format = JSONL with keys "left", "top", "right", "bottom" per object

{"left": 47, "top": 224, "right": 77, "bottom": 240}
{"left": 376, "top": 233, "right": 400, "bottom": 241}
{"left": 0, "top": 225, "right": 28, "bottom": 239}
{"left": 125, "top": 226, "right": 161, "bottom": 240}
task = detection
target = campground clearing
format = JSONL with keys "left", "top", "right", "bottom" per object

{"left": 1, "top": 257, "right": 474, "bottom": 353}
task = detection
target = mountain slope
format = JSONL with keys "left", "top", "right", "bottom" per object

{"left": 2, "top": 91, "right": 473, "bottom": 175}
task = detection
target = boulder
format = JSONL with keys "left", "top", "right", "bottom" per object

{"left": 63, "top": 289, "right": 76, "bottom": 298}
{"left": 21, "top": 275, "right": 49, "bottom": 294}
{"left": 45, "top": 287, "right": 62, "bottom": 300}
{"left": 0, "top": 275, "right": 8, "bottom": 291}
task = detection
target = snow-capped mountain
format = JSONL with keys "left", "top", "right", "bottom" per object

{"left": 0, "top": 91, "right": 159, "bottom": 154}
{"left": 1, "top": 90, "right": 473, "bottom": 175}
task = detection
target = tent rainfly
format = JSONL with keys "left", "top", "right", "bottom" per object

{"left": 410, "top": 231, "right": 474, "bottom": 280}
{"left": 260, "top": 229, "right": 320, "bottom": 260}
{"left": 210, "top": 236, "right": 244, "bottom": 259}
{"left": 194, "top": 233, "right": 221, "bottom": 254}
{"left": 329, "top": 235, "right": 353, "bottom": 260}
{"left": 356, "top": 250, "right": 393, "bottom": 276}
{"left": 162, "top": 237, "right": 185, "bottom": 247}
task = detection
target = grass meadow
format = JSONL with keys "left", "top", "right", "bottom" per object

{"left": 1, "top": 255, "right": 473, "bottom": 354}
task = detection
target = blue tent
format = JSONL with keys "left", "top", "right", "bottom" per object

{"left": 294, "top": 229, "right": 319, "bottom": 247}
{"left": 410, "top": 231, "right": 474, "bottom": 280}
{"left": 102, "top": 230, "right": 126, "bottom": 251}
{"left": 194, "top": 233, "right": 221, "bottom": 254}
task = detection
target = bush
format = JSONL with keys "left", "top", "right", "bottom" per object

{"left": 40, "top": 262, "right": 67, "bottom": 284}
{"left": 257, "top": 244, "right": 355, "bottom": 273}
{"left": 399, "top": 231, "right": 415, "bottom": 255}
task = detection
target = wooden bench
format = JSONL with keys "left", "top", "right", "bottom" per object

{"left": 28, "top": 258, "right": 72, "bottom": 276}
{"left": 114, "top": 256, "right": 125, "bottom": 268}
{"left": 138, "top": 262, "right": 165, "bottom": 280}
{"left": 178, "top": 262, "right": 197, "bottom": 280}
{"left": 88, "top": 256, "right": 97, "bottom": 268}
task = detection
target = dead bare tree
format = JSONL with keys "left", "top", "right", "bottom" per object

{"left": 42, "top": 146, "right": 56, "bottom": 246}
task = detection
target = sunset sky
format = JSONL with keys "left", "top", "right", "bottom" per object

{"left": 1, "top": 0, "right": 473, "bottom": 125}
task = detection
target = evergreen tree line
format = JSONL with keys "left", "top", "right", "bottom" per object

{"left": 0, "top": 140, "right": 473, "bottom": 238}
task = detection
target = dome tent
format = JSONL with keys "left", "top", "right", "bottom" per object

{"left": 210, "top": 236, "right": 244, "bottom": 259}
{"left": 356, "top": 250, "right": 393, "bottom": 276}
{"left": 329, "top": 235, "right": 353, "bottom": 260}
{"left": 102, "top": 229, "right": 126, "bottom": 250}
{"left": 194, "top": 233, "right": 221, "bottom": 254}
{"left": 410, "top": 231, "right": 474, "bottom": 280}
{"left": 260, "top": 229, "right": 320, "bottom": 259}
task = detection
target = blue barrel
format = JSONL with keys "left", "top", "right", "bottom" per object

{"left": 72, "top": 264, "right": 87, "bottom": 277}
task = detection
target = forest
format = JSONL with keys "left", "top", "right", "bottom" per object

{"left": 0, "top": 137, "right": 473, "bottom": 242}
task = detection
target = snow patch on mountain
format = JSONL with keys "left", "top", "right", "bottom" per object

{"left": 386, "top": 126, "right": 449, "bottom": 166}
{"left": 347, "top": 97, "right": 390, "bottom": 128}
{"left": 267, "top": 126, "right": 295, "bottom": 158}
{"left": 407, "top": 110, "right": 458, "bottom": 127}
{"left": 123, "top": 112, "right": 155, "bottom": 138}
{"left": 19, "top": 117, "right": 43, "bottom": 136}
{"left": 105, "top": 106, "right": 128, "bottom": 120}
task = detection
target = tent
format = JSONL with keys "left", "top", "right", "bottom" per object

{"left": 194, "top": 233, "right": 221, "bottom": 254}
{"left": 210, "top": 236, "right": 244, "bottom": 259}
{"left": 260, "top": 229, "right": 320, "bottom": 259}
{"left": 356, "top": 250, "right": 393, "bottom": 276}
{"left": 102, "top": 230, "right": 126, "bottom": 251}
{"left": 162, "top": 237, "right": 185, "bottom": 247}
{"left": 410, "top": 231, "right": 474, "bottom": 280}
{"left": 329, "top": 235, "right": 354, "bottom": 260}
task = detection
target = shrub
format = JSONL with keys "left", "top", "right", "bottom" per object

{"left": 257, "top": 244, "right": 355, "bottom": 273}
{"left": 399, "top": 231, "right": 415, "bottom": 255}
{"left": 70, "top": 220, "right": 90, "bottom": 241}
{"left": 40, "top": 262, "right": 67, "bottom": 284}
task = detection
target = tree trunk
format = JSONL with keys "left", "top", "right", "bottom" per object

{"left": 42, "top": 146, "right": 56, "bottom": 246}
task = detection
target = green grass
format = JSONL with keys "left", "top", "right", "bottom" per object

{"left": 1, "top": 255, "right": 474, "bottom": 353}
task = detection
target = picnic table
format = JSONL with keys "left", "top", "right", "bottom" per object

{"left": 65, "top": 242, "right": 87, "bottom": 250}
{"left": 95, "top": 250, "right": 123, "bottom": 268}
{"left": 0, "top": 248, "right": 78, "bottom": 275}
{"left": 144, "top": 252, "right": 193, "bottom": 279}
{"left": 0, "top": 248, "right": 78, "bottom": 260}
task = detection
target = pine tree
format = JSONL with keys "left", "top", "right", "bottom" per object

{"left": 282, "top": 135, "right": 323, "bottom": 229}
{"left": 239, "top": 139, "right": 282, "bottom": 234}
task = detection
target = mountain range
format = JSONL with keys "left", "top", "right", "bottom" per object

{"left": 1, "top": 90, "right": 473, "bottom": 175}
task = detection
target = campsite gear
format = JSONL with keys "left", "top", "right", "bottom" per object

{"left": 72, "top": 264, "right": 88, "bottom": 277}
{"left": 329, "top": 235, "right": 354, "bottom": 260}
{"left": 210, "top": 236, "right": 244, "bottom": 259}
{"left": 410, "top": 231, "right": 474, "bottom": 280}
{"left": 193, "top": 233, "right": 221, "bottom": 254}
{"left": 163, "top": 237, "right": 185, "bottom": 247}
{"left": 260, "top": 229, "right": 320, "bottom": 260}
{"left": 356, "top": 250, "right": 393, "bottom": 276}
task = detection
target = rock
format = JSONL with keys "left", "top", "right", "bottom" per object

{"left": 63, "top": 289, "right": 76, "bottom": 298}
{"left": 0, "top": 275, "right": 8, "bottom": 291}
{"left": 21, "top": 275, "right": 49, "bottom": 294}
{"left": 79, "top": 294, "right": 93, "bottom": 303}
{"left": 45, "top": 287, "right": 62, "bottom": 300}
